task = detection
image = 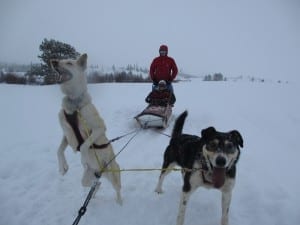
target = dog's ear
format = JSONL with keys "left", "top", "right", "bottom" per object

{"left": 77, "top": 54, "right": 88, "bottom": 70}
{"left": 201, "top": 126, "right": 216, "bottom": 140}
{"left": 230, "top": 130, "right": 243, "bottom": 148}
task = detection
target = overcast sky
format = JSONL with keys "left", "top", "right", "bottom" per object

{"left": 1, "top": 0, "right": 299, "bottom": 81}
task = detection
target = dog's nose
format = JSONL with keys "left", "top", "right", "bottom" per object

{"left": 215, "top": 156, "right": 226, "bottom": 167}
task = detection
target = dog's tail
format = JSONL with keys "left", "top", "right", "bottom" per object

{"left": 171, "top": 110, "right": 188, "bottom": 140}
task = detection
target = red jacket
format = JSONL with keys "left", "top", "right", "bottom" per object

{"left": 150, "top": 56, "right": 178, "bottom": 83}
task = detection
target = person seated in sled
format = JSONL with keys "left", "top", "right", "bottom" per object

{"left": 145, "top": 80, "right": 176, "bottom": 107}
{"left": 149, "top": 44, "right": 178, "bottom": 93}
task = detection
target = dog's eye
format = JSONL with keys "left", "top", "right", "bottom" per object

{"left": 206, "top": 141, "right": 218, "bottom": 151}
{"left": 225, "top": 142, "right": 235, "bottom": 153}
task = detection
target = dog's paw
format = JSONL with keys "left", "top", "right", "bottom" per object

{"left": 154, "top": 187, "right": 164, "bottom": 194}
{"left": 116, "top": 196, "right": 123, "bottom": 205}
{"left": 59, "top": 163, "right": 69, "bottom": 175}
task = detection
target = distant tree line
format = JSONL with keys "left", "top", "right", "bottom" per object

{"left": 203, "top": 73, "right": 226, "bottom": 81}
{"left": 88, "top": 71, "right": 151, "bottom": 83}
{"left": 0, "top": 71, "right": 26, "bottom": 84}
{"left": 0, "top": 69, "right": 151, "bottom": 85}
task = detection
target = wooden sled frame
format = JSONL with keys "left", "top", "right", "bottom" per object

{"left": 135, "top": 104, "right": 172, "bottom": 129}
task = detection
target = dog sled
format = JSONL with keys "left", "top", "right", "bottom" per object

{"left": 135, "top": 80, "right": 175, "bottom": 129}
{"left": 135, "top": 103, "right": 172, "bottom": 129}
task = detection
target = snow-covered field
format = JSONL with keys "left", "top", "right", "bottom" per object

{"left": 1, "top": 80, "right": 299, "bottom": 225}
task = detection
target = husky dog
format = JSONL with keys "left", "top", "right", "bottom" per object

{"left": 50, "top": 54, "right": 122, "bottom": 204}
{"left": 155, "top": 111, "right": 243, "bottom": 225}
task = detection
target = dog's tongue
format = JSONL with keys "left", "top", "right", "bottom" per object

{"left": 212, "top": 168, "right": 226, "bottom": 188}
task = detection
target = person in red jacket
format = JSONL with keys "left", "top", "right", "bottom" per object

{"left": 149, "top": 45, "right": 178, "bottom": 92}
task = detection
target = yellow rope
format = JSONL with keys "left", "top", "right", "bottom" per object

{"left": 77, "top": 110, "right": 104, "bottom": 173}
{"left": 76, "top": 110, "right": 198, "bottom": 175}
{"left": 98, "top": 167, "right": 196, "bottom": 173}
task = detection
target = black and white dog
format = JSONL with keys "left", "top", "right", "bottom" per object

{"left": 155, "top": 111, "right": 243, "bottom": 225}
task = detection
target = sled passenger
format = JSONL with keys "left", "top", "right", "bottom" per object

{"left": 145, "top": 80, "right": 176, "bottom": 107}
{"left": 149, "top": 44, "right": 178, "bottom": 92}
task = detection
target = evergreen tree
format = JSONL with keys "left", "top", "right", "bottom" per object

{"left": 213, "top": 73, "right": 224, "bottom": 81}
{"left": 38, "top": 38, "right": 80, "bottom": 84}
{"left": 38, "top": 38, "right": 80, "bottom": 66}
{"left": 204, "top": 74, "right": 212, "bottom": 81}
{"left": 38, "top": 38, "right": 80, "bottom": 79}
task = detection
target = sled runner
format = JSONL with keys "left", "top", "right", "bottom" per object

{"left": 135, "top": 103, "right": 172, "bottom": 129}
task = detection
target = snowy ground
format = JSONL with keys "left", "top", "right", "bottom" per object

{"left": 1, "top": 80, "right": 300, "bottom": 225}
